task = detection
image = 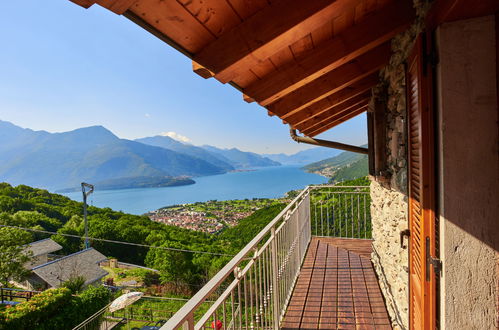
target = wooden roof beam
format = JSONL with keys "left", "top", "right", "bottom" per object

{"left": 193, "top": 0, "right": 363, "bottom": 84}
{"left": 245, "top": 0, "right": 415, "bottom": 106}
{"left": 304, "top": 106, "right": 368, "bottom": 137}
{"left": 294, "top": 93, "right": 370, "bottom": 132}
{"left": 282, "top": 73, "right": 378, "bottom": 125}
{"left": 266, "top": 43, "right": 390, "bottom": 117}
{"left": 192, "top": 61, "right": 214, "bottom": 79}
{"left": 70, "top": 0, "right": 137, "bottom": 14}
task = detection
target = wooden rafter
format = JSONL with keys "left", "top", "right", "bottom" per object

{"left": 305, "top": 106, "right": 368, "bottom": 137}
{"left": 192, "top": 61, "right": 214, "bottom": 79}
{"left": 71, "top": 0, "right": 137, "bottom": 14}
{"left": 193, "top": 0, "right": 364, "bottom": 83}
{"left": 294, "top": 93, "right": 370, "bottom": 132}
{"left": 244, "top": 0, "right": 415, "bottom": 106}
{"left": 282, "top": 73, "right": 378, "bottom": 125}
{"left": 266, "top": 43, "right": 390, "bottom": 117}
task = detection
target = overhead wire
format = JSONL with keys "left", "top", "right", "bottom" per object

{"left": 0, "top": 224, "right": 237, "bottom": 257}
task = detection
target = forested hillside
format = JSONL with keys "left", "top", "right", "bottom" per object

{"left": 0, "top": 183, "right": 285, "bottom": 291}
{"left": 303, "top": 147, "right": 368, "bottom": 183}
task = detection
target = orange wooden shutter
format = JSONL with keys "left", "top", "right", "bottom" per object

{"left": 406, "top": 34, "right": 437, "bottom": 330}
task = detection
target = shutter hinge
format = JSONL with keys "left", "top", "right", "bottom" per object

{"left": 426, "top": 236, "right": 442, "bottom": 281}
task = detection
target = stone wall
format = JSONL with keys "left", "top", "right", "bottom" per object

{"left": 368, "top": 2, "right": 430, "bottom": 329}
{"left": 370, "top": 181, "right": 409, "bottom": 329}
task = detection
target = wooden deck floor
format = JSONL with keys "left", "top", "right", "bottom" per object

{"left": 281, "top": 237, "right": 392, "bottom": 330}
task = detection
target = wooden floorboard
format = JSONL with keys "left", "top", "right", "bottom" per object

{"left": 282, "top": 237, "right": 392, "bottom": 329}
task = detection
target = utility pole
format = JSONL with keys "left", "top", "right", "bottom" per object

{"left": 81, "top": 182, "right": 94, "bottom": 249}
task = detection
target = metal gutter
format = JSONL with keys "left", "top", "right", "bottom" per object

{"left": 289, "top": 127, "right": 369, "bottom": 154}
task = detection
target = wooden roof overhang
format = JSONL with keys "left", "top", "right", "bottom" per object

{"left": 70, "top": 0, "right": 417, "bottom": 137}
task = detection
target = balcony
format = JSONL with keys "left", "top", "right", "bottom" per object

{"left": 163, "top": 185, "right": 391, "bottom": 329}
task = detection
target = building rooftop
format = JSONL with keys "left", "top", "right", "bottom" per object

{"left": 25, "top": 238, "right": 63, "bottom": 257}
{"left": 32, "top": 248, "right": 108, "bottom": 288}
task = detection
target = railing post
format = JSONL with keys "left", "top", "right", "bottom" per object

{"left": 296, "top": 199, "right": 302, "bottom": 267}
{"left": 181, "top": 313, "right": 194, "bottom": 330}
{"left": 270, "top": 226, "right": 280, "bottom": 329}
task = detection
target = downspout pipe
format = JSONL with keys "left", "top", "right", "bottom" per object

{"left": 290, "top": 127, "right": 368, "bottom": 155}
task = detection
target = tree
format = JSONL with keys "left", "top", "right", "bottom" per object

{"left": 62, "top": 276, "right": 86, "bottom": 294}
{"left": 0, "top": 228, "right": 33, "bottom": 287}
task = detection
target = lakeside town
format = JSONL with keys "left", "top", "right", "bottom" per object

{"left": 146, "top": 197, "right": 292, "bottom": 233}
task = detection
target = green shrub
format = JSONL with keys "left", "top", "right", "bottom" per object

{"left": 39, "top": 286, "right": 111, "bottom": 330}
{"left": 0, "top": 288, "right": 72, "bottom": 329}
{"left": 62, "top": 275, "right": 86, "bottom": 294}
{"left": 0, "top": 286, "right": 111, "bottom": 330}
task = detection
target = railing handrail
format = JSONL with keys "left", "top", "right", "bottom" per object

{"left": 72, "top": 303, "right": 111, "bottom": 330}
{"left": 161, "top": 186, "right": 312, "bottom": 329}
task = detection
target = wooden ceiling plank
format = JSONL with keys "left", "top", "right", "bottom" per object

{"left": 289, "top": 34, "right": 315, "bottom": 59}
{"left": 178, "top": 0, "right": 241, "bottom": 37}
{"left": 130, "top": 0, "right": 216, "bottom": 54}
{"left": 305, "top": 106, "right": 367, "bottom": 137}
{"left": 225, "top": 0, "right": 269, "bottom": 21}
{"left": 268, "top": 47, "right": 295, "bottom": 71}
{"left": 294, "top": 93, "right": 370, "bottom": 131}
{"left": 282, "top": 73, "right": 378, "bottom": 124}
{"left": 265, "top": 42, "right": 390, "bottom": 117}
{"left": 332, "top": 7, "right": 355, "bottom": 37}
{"left": 354, "top": 0, "right": 378, "bottom": 24}
{"left": 250, "top": 58, "right": 277, "bottom": 80}
{"left": 232, "top": 70, "right": 260, "bottom": 87}
{"left": 310, "top": 20, "right": 334, "bottom": 49}
{"left": 297, "top": 99, "right": 369, "bottom": 133}
{"left": 302, "top": 105, "right": 367, "bottom": 137}
{"left": 244, "top": 0, "right": 414, "bottom": 105}
{"left": 193, "top": 0, "right": 364, "bottom": 83}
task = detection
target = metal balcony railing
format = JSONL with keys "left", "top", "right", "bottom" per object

{"left": 162, "top": 185, "right": 371, "bottom": 330}
{"left": 310, "top": 185, "right": 371, "bottom": 239}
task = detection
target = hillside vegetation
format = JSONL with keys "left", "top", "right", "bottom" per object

{"left": 303, "top": 147, "right": 368, "bottom": 183}
{"left": 0, "top": 183, "right": 285, "bottom": 292}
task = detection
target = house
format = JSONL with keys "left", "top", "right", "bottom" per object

{"left": 26, "top": 248, "right": 108, "bottom": 290}
{"left": 23, "top": 238, "right": 63, "bottom": 269}
{"left": 66, "top": 0, "right": 498, "bottom": 329}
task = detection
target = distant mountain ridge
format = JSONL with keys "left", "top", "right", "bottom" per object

{"left": 0, "top": 121, "right": 226, "bottom": 190}
{"left": 0, "top": 121, "right": 283, "bottom": 191}
{"left": 135, "top": 136, "right": 235, "bottom": 171}
{"left": 303, "top": 146, "right": 368, "bottom": 183}
{"left": 201, "top": 145, "right": 280, "bottom": 168}
{"left": 264, "top": 147, "right": 342, "bottom": 165}
{"left": 136, "top": 135, "right": 280, "bottom": 169}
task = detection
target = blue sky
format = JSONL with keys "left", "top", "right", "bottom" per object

{"left": 0, "top": 1, "right": 367, "bottom": 154}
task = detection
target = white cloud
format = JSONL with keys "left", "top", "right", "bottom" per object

{"left": 145, "top": 113, "right": 151, "bottom": 118}
{"left": 160, "top": 131, "right": 191, "bottom": 143}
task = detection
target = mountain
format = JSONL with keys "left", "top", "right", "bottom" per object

{"left": 0, "top": 121, "right": 227, "bottom": 190}
{"left": 303, "top": 147, "right": 368, "bottom": 183}
{"left": 264, "top": 147, "right": 342, "bottom": 165}
{"left": 57, "top": 176, "right": 195, "bottom": 192}
{"left": 135, "top": 135, "right": 234, "bottom": 171}
{"left": 201, "top": 145, "right": 280, "bottom": 168}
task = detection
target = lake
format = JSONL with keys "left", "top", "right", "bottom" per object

{"left": 62, "top": 166, "right": 327, "bottom": 215}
